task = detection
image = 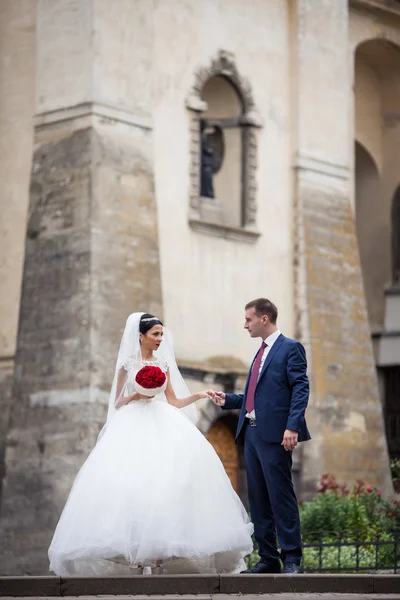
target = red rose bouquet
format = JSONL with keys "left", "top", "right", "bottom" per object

{"left": 135, "top": 365, "right": 167, "bottom": 397}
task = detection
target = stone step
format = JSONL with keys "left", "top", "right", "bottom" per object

{"left": 4, "top": 595, "right": 400, "bottom": 600}
{"left": 0, "top": 574, "right": 399, "bottom": 597}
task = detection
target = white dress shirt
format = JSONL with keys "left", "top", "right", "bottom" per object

{"left": 246, "top": 329, "right": 281, "bottom": 419}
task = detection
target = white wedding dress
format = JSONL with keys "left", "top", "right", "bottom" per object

{"left": 48, "top": 357, "right": 253, "bottom": 576}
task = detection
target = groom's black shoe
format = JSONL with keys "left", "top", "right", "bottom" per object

{"left": 241, "top": 560, "right": 281, "bottom": 574}
{"left": 282, "top": 562, "right": 301, "bottom": 574}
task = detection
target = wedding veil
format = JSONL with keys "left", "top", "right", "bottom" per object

{"left": 104, "top": 312, "right": 198, "bottom": 427}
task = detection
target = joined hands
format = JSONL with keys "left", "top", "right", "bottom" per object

{"left": 208, "top": 390, "right": 226, "bottom": 406}
{"left": 207, "top": 390, "right": 298, "bottom": 451}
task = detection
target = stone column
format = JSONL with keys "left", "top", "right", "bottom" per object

{"left": 291, "top": 0, "right": 392, "bottom": 498}
{"left": 0, "top": 0, "right": 35, "bottom": 502}
{"left": 0, "top": 0, "right": 162, "bottom": 574}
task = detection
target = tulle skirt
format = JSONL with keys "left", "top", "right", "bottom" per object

{"left": 48, "top": 399, "right": 253, "bottom": 575}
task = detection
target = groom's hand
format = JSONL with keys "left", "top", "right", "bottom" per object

{"left": 210, "top": 390, "right": 226, "bottom": 406}
{"left": 281, "top": 429, "right": 298, "bottom": 451}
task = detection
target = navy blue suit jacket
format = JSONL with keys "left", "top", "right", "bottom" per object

{"left": 224, "top": 334, "right": 311, "bottom": 445}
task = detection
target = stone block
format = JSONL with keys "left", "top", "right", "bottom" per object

{"left": 60, "top": 575, "right": 219, "bottom": 596}
{"left": 219, "top": 573, "right": 375, "bottom": 595}
{"left": 373, "top": 575, "right": 400, "bottom": 594}
{"left": 0, "top": 576, "right": 60, "bottom": 597}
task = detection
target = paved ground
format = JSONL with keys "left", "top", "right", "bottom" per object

{"left": 2, "top": 595, "right": 400, "bottom": 600}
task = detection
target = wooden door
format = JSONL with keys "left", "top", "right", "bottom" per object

{"left": 206, "top": 419, "right": 239, "bottom": 492}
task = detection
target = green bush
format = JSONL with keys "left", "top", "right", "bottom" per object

{"left": 300, "top": 473, "right": 400, "bottom": 541}
{"left": 300, "top": 491, "right": 370, "bottom": 540}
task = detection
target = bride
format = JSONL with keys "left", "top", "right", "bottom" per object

{"left": 48, "top": 312, "right": 253, "bottom": 575}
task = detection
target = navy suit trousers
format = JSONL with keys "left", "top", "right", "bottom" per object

{"left": 244, "top": 421, "right": 302, "bottom": 565}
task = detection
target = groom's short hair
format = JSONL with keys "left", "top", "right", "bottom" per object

{"left": 245, "top": 298, "right": 278, "bottom": 324}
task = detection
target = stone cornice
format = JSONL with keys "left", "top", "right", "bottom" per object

{"left": 350, "top": 0, "right": 400, "bottom": 20}
{"left": 34, "top": 102, "right": 153, "bottom": 131}
{"left": 189, "top": 218, "right": 261, "bottom": 243}
{"left": 294, "top": 154, "right": 350, "bottom": 181}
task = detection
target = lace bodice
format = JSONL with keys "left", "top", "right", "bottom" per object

{"left": 122, "top": 356, "right": 169, "bottom": 397}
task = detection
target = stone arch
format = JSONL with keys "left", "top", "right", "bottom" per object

{"left": 354, "top": 38, "right": 400, "bottom": 329}
{"left": 355, "top": 38, "right": 400, "bottom": 111}
{"left": 186, "top": 50, "right": 262, "bottom": 234}
{"left": 350, "top": 25, "right": 400, "bottom": 56}
{"left": 187, "top": 50, "right": 258, "bottom": 119}
{"left": 354, "top": 46, "right": 383, "bottom": 172}
{"left": 355, "top": 141, "right": 384, "bottom": 328}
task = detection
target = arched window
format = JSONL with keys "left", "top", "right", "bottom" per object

{"left": 186, "top": 51, "right": 262, "bottom": 241}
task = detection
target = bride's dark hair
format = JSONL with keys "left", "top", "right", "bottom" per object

{"left": 139, "top": 313, "right": 163, "bottom": 335}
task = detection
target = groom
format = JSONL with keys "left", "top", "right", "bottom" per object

{"left": 211, "top": 298, "right": 310, "bottom": 574}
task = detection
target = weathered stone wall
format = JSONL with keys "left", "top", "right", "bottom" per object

{"left": 0, "top": 127, "right": 93, "bottom": 575}
{"left": 90, "top": 119, "right": 163, "bottom": 397}
{"left": 0, "top": 117, "right": 162, "bottom": 575}
{"left": 0, "top": 0, "right": 35, "bottom": 500}
{"left": 0, "top": 0, "right": 162, "bottom": 575}
{"left": 298, "top": 177, "right": 392, "bottom": 495}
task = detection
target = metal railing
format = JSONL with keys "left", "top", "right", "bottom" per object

{"left": 302, "top": 531, "right": 400, "bottom": 573}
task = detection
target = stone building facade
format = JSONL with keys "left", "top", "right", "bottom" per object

{"left": 0, "top": 0, "right": 399, "bottom": 575}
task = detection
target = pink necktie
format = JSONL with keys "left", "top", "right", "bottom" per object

{"left": 246, "top": 342, "right": 267, "bottom": 413}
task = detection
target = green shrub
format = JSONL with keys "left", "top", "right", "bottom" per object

{"left": 300, "top": 473, "right": 400, "bottom": 540}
